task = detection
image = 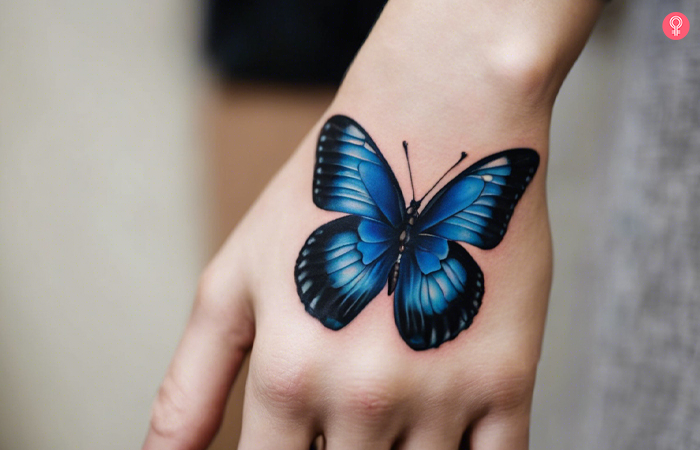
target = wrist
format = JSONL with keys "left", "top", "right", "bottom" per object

{"left": 335, "top": 0, "right": 603, "bottom": 124}
{"left": 331, "top": 39, "right": 555, "bottom": 166}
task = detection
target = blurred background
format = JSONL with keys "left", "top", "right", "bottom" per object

{"left": 1, "top": 0, "right": 698, "bottom": 449}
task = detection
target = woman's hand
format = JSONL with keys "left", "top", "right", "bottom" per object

{"left": 142, "top": 1, "right": 603, "bottom": 448}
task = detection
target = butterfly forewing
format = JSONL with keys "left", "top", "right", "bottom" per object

{"left": 313, "top": 115, "right": 405, "bottom": 227}
{"left": 415, "top": 149, "right": 539, "bottom": 249}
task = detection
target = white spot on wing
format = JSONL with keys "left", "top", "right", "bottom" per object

{"left": 301, "top": 280, "right": 313, "bottom": 293}
{"left": 482, "top": 157, "right": 508, "bottom": 168}
{"left": 309, "top": 295, "right": 321, "bottom": 309}
{"left": 482, "top": 174, "right": 493, "bottom": 182}
{"left": 345, "top": 124, "right": 362, "bottom": 138}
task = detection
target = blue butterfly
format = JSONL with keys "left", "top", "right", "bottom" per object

{"left": 295, "top": 115, "right": 539, "bottom": 350}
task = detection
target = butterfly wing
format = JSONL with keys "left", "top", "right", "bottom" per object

{"left": 296, "top": 115, "right": 406, "bottom": 329}
{"left": 295, "top": 215, "right": 399, "bottom": 330}
{"left": 313, "top": 115, "right": 406, "bottom": 227}
{"left": 415, "top": 149, "right": 539, "bottom": 249}
{"left": 393, "top": 149, "right": 539, "bottom": 349}
{"left": 395, "top": 237, "right": 484, "bottom": 350}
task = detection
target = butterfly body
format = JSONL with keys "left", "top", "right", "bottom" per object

{"left": 388, "top": 199, "right": 422, "bottom": 295}
{"left": 295, "top": 115, "right": 539, "bottom": 350}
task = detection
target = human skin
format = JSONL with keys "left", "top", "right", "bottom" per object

{"left": 142, "top": 0, "right": 604, "bottom": 449}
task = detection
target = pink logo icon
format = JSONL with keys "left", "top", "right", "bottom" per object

{"left": 663, "top": 12, "right": 689, "bottom": 40}
{"left": 670, "top": 15, "right": 683, "bottom": 36}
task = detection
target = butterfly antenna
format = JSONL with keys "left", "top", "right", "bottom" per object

{"left": 403, "top": 141, "right": 417, "bottom": 201}
{"left": 418, "top": 152, "right": 468, "bottom": 202}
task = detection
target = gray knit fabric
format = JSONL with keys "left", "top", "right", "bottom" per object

{"left": 585, "top": 0, "right": 700, "bottom": 448}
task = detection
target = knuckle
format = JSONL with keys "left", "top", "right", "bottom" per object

{"left": 250, "top": 351, "right": 312, "bottom": 411}
{"left": 195, "top": 264, "right": 231, "bottom": 314}
{"left": 195, "top": 264, "right": 254, "bottom": 347}
{"left": 149, "top": 376, "right": 206, "bottom": 442}
{"left": 480, "top": 357, "right": 537, "bottom": 411}
{"left": 339, "top": 371, "right": 398, "bottom": 422}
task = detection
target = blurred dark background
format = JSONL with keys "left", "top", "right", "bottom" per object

{"left": 205, "top": 0, "right": 386, "bottom": 84}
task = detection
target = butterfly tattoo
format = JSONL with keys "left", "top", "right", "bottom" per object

{"left": 294, "top": 115, "right": 539, "bottom": 350}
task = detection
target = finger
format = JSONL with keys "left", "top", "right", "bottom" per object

{"left": 236, "top": 387, "right": 317, "bottom": 450}
{"left": 322, "top": 395, "right": 400, "bottom": 450}
{"left": 142, "top": 267, "right": 255, "bottom": 450}
{"left": 323, "top": 433, "right": 394, "bottom": 450}
{"left": 311, "top": 435, "right": 326, "bottom": 450}
{"left": 469, "top": 413, "right": 529, "bottom": 450}
{"left": 399, "top": 426, "right": 465, "bottom": 450}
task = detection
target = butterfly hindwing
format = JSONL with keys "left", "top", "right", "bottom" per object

{"left": 295, "top": 215, "right": 399, "bottom": 330}
{"left": 415, "top": 149, "right": 539, "bottom": 249}
{"left": 313, "top": 115, "right": 406, "bottom": 227}
{"left": 395, "top": 238, "right": 484, "bottom": 350}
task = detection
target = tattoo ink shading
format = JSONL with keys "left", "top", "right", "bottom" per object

{"left": 295, "top": 115, "right": 539, "bottom": 350}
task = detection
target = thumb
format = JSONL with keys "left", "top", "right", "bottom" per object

{"left": 143, "top": 262, "right": 255, "bottom": 450}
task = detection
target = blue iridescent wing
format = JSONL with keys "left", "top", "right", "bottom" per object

{"left": 395, "top": 237, "right": 484, "bottom": 350}
{"left": 394, "top": 149, "right": 539, "bottom": 349}
{"left": 313, "top": 115, "right": 406, "bottom": 227}
{"left": 295, "top": 216, "right": 399, "bottom": 330}
{"left": 415, "top": 149, "right": 539, "bottom": 249}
